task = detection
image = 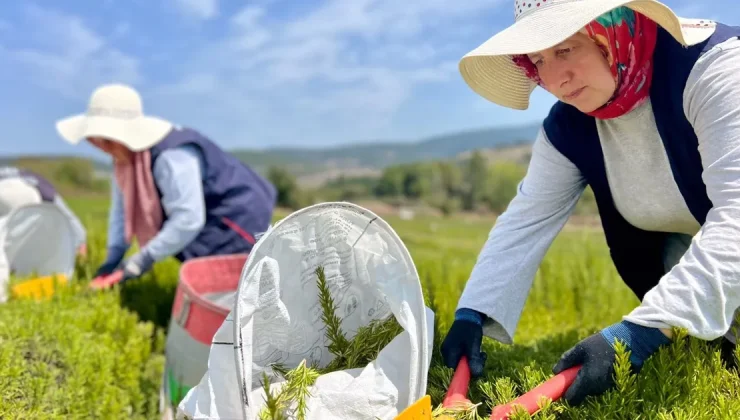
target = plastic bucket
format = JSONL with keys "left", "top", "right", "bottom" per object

{"left": 161, "top": 253, "right": 248, "bottom": 412}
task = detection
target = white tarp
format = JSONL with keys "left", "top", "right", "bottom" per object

{"left": 0, "top": 203, "right": 78, "bottom": 303}
{"left": 178, "top": 202, "right": 434, "bottom": 420}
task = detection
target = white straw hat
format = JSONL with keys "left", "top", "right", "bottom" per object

{"left": 55, "top": 83, "right": 173, "bottom": 152}
{"left": 459, "top": 0, "right": 718, "bottom": 110}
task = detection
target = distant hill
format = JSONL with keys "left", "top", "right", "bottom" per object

{"left": 231, "top": 123, "right": 540, "bottom": 177}
{"left": 0, "top": 155, "right": 111, "bottom": 197}
{"left": 0, "top": 123, "right": 541, "bottom": 189}
{"left": 0, "top": 155, "right": 110, "bottom": 172}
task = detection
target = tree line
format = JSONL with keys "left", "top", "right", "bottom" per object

{"left": 267, "top": 150, "right": 597, "bottom": 216}
{"left": 8, "top": 151, "right": 596, "bottom": 218}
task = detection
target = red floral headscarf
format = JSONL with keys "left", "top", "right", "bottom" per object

{"left": 512, "top": 7, "right": 658, "bottom": 119}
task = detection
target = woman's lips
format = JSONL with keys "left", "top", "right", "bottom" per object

{"left": 564, "top": 86, "right": 586, "bottom": 100}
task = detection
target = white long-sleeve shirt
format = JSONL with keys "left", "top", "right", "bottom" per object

{"left": 457, "top": 36, "right": 740, "bottom": 346}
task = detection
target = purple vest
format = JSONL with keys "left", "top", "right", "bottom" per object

{"left": 150, "top": 127, "right": 277, "bottom": 261}
{"left": 0, "top": 166, "right": 57, "bottom": 202}
{"left": 542, "top": 22, "right": 740, "bottom": 299}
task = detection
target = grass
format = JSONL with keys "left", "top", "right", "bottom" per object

{"left": 2, "top": 197, "right": 740, "bottom": 419}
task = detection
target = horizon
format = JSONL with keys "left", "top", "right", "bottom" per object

{"left": 0, "top": 0, "right": 726, "bottom": 162}
{"left": 0, "top": 121, "right": 542, "bottom": 168}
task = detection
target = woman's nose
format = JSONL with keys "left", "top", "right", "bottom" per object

{"left": 543, "top": 61, "right": 573, "bottom": 89}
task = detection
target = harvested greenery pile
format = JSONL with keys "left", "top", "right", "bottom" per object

{"left": 257, "top": 266, "right": 494, "bottom": 420}
{"left": 258, "top": 266, "right": 406, "bottom": 419}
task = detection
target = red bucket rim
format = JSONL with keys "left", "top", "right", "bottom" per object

{"left": 176, "top": 253, "right": 249, "bottom": 316}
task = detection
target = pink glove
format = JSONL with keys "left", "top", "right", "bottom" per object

{"left": 89, "top": 270, "right": 124, "bottom": 290}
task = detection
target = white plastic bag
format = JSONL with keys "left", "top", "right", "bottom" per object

{"left": 178, "top": 202, "right": 434, "bottom": 420}
{"left": 0, "top": 203, "right": 77, "bottom": 303}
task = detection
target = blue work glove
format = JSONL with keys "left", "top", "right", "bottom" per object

{"left": 119, "top": 249, "right": 155, "bottom": 284}
{"left": 93, "top": 245, "right": 128, "bottom": 278}
{"left": 440, "top": 308, "right": 488, "bottom": 378}
{"left": 553, "top": 320, "right": 671, "bottom": 406}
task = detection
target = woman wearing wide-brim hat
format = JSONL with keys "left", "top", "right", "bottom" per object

{"left": 441, "top": 0, "right": 740, "bottom": 406}
{"left": 55, "top": 83, "right": 277, "bottom": 286}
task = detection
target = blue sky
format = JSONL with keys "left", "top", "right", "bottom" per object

{"left": 0, "top": 0, "right": 729, "bottom": 160}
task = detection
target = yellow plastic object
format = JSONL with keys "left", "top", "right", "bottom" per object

{"left": 11, "top": 274, "right": 68, "bottom": 300}
{"left": 394, "top": 395, "right": 433, "bottom": 420}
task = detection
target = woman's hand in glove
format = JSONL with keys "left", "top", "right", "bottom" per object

{"left": 440, "top": 308, "right": 488, "bottom": 378}
{"left": 553, "top": 320, "right": 672, "bottom": 406}
{"left": 93, "top": 245, "right": 128, "bottom": 278}
{"left": 120, "top": 250, "right": 155, "bottom": 283}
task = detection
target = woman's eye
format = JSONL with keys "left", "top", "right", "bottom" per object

{"left": 556, "top": 48, "right": 572, "bottom": 56}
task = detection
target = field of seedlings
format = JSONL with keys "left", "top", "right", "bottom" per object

{"left": 2, "top": 197, "right": 740, "bottom": 419}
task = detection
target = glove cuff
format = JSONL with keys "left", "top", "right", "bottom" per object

{"left": 124, "top": 249, "right": 155, "bottom": 276}
{"left": 454, "top": 308, "right": 485, "bottom": 326}
{"left": 106, "top": 245, "right": 128, "bottom": 264}
{"left": 601, "top": 320, "right": 671, "bottom": 367}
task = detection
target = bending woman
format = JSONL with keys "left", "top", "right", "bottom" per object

{"left": 55, "top": 83, "right": 277, "bottom": 284}
{"left": 442, "top": 0, "right": 740, "bottom": 406}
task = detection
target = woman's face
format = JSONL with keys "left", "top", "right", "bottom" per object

{"left": 86, "top": 137, "right": 133, "bottom": 163}
{"left": 527, "top": 32, "right": 616, "bottom": 113}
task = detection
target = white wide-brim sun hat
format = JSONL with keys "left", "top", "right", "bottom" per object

{"left": 460, "top": 0, "right": 718, "bottom": 110}
{"left": 55, "top": 83, "right": 173, "bottom": 152}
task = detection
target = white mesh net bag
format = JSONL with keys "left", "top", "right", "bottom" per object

{"left": 0, "top": 203, "right": 77, "bottom": 303}
{"left": 177, "top": 202, "right": 435, "bottom": 420}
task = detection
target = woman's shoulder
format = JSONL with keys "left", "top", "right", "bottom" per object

{"left": 689, "top": 35, "right": 740, "bottom": 76}
{"left": 151, "top": 144, "right": 205, "bottom": 182}
{"left": 683, "top": 36, "right": 740, "bottom": 120}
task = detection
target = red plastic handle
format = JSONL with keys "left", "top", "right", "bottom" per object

{"left": 441, "top": 357, "right": 581, "bottom": 419}
{"left": 489, "top": 365, "right": 581, "bottom": 420}
{"left": 442, "top": 356, "right": 472, "bottom": 408}
{"left": 89, "top": 270, "right": 125, "bottom": 290}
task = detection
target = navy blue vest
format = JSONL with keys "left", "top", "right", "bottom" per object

{"left": 0, "top": 166, "right": 57, "bottom": 202}
{"left": 543, "top": 23, "right": 740, "bottom": 300}
{"left": 150, "top": 127, "right": 277, "bottom": 261}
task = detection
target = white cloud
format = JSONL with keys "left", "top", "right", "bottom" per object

{"left": 368, "top": 43, "right": 438, "bottom": 64}
{"left": 156, "top": 73, "right": 219, "bottom": 96}
{"left": 9, "top": 5, "right": 141, "bottom": 99}
{"left": 227, "top": 6, "right": 272, "bottom": 52}
{"left": 157, "top": 0, "right": 505, "bottom": 140}
{"left": 283, "top": 0, "right": 498, "bottom": 41}
{"left": 173, "top": 0, "right": 218, "bottom": 20}
{"left": 112, "top": 22, "right": 131, "bottom": 39}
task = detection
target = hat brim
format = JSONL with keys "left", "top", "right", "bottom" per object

{"left": 55, "top": 114, "right": 173, "bottom": 152}
{"left": 459, "top": 0, "right": 716, "bottom": 110}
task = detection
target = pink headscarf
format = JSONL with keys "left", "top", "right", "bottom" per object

{"left": 114, "top": 150, "right": 163, "bottom": 248}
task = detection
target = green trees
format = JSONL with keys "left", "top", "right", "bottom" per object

{"left": 265, "top": 149, "right": 599, "bottom": 217}
{"left": 372, "top": 150, "right": 531, "bottom": 215}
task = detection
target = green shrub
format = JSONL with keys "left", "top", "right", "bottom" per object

{"left": 118, "top": 258, "right": 181, "bottom": 330}
{"left": 68, "top": 212, "right": 183, "bottom": 330}
{"left": 416, "top": 229, "right": 740, "bottom": 419}
{"left": 6, "top": 198, "right": 740, "bottom": 419}
{"left": 0, "top": 283, "right": 165, "bottom": 419}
